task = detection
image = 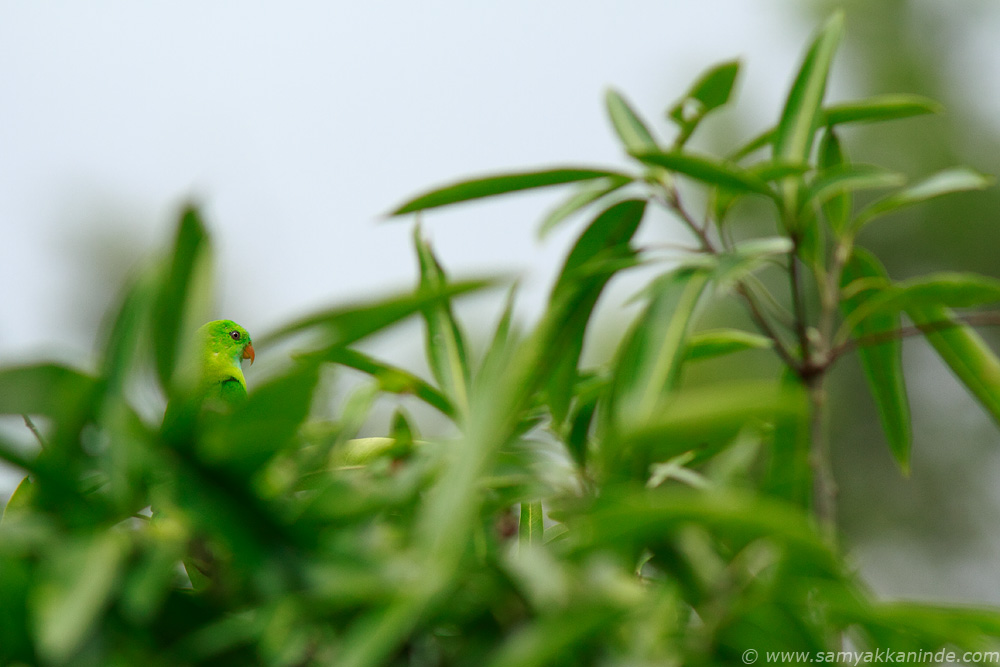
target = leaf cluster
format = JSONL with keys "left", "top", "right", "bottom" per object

{"left": 3, "top": 12, "right": 1000, "bottom": 667}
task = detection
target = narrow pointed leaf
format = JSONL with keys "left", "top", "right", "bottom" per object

{"left": 544, "top": 200, "right": 647, "bottom": 426}
{"left": 854, "top": 167, "right": 993, "bottom": 231}
{"left": 390, "top": 168, "right": 628, "bottom": 215}
{"left": 606, "top": 89, "right": 658, "bottom": 152}
{"left": 805, "top": 164, "right": 905, "bottom": 224}
{"left": 414, "top": 229, "right": 471, "bottom": 417}
{"left": 152, "top": 205, "right": 213, "bottom": 389}
{"left": 840, "top": 248, "right": 911, "bottom": 471}
{"left": 607, "top": 268, "right": 711, "bottom": 441}
{"left": 774, "top": 12, "right": 844, "bottom": 163}
{"left": 684, "top": 328, "right": 773, "bottom": 361}
{"left": 322, "top": 347, "right": 454, "bottom": 418}
{"left": 261, "top": 279, "right": 500, "bottom": 347}
{"left": 825, "top": 94, "right": 942, "bottom": 125}
{"left": 518, "top": 501, "right": 544, "bottom": 547}
{"left": 630, "top": 150, "right": 772, "bottom": 195}
{"left": 669, "top": 60, "right": 740, "bottom": 125}
{"left": 908, "top": 304, "right": 1000, "bottom": 429}
{"left": 840, "top": 272, "right": 1000, "bottom": 338}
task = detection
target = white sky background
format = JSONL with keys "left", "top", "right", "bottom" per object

{"left": 7, "top": 1, "right": 1000, "bottom": 605}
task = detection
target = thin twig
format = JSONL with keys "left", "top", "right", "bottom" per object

{"left": 827, "top": 311, "right": 1000, "bottom": 365}
{"left": 22, "top": 414, "right": 46, "bottom": 449}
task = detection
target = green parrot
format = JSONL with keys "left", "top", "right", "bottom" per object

{"left": 195, "top": 319, "right": 255, "bottom": 406}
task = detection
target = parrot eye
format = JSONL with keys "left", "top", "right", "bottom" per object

{"left": 230, "top": 331, "right": 241, "bottom": 341}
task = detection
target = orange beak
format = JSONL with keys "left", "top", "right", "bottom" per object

{"left": 243, "top": 342, "right": 255, "bottom": 365}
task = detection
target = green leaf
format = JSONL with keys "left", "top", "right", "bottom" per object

{"left": 617, "top": 380, "right": 808, "bottom": 476}
{"left": 414, "top": 229, "right": 471, "bottom": 418}
{"left": 201, "top": 362, "right": 320, "bottom": 476}
{"left": 261, "top": 279, "right": 500, "bottom": 347}
{"left": 153, "top": 205, "right": 213, "bottom": 390}
{"left": 390, "top": 168, "right": 629, "bottom": 215}
{"left": 544, "top": 200, "right": 647, "bottom": 426}
{"left": 762, "top": 369, "right": 812, "bottom": 507}
{"left": 670, "top": 60, "right": 740, "bottom": 122}
{"left": 668, "top": 60, "right": 740, "bottom": 145}
{"left": 1, "top": 476, "right": 35, "bottom": 524}
{"left": 32, "top": 532, "right": 128, "bottom": 664}
{"left": 606, "top": 89, "right": 658, "bottom": 152}
{"left": 684, "top": 328, "right": 773, "bottom": 361}
{"left": 630, "top": 149, "right": 773, "bottom": 195}
{"left": 840, "top": 248, "right": 912, "bottom": 472}
{"left": 731, "top": 95, "right": 940, "bottom": 163}
{"left": 0, "top": 363, "right": 96, "bottom": 419}
{"left": 322, "top": 347, "right": 454, "bottom": 418}
{"left": 853, "top": 167, "right": 993, "bottom": 231}
{"left": 605, "top": 268, "right": 711, "bottom": 456}
{"left": 774, "top": 12, "right": 844, "bottom": 163}
{"left": 806, "top": 164, "right": 904, "bottom": 220}
{"left": 537, "top": 176, "right": 633, "bottom": 239}
{"left": 840, "top": 272, "right": 1000, "bottom": 339}
{"left": 907, "top": 304, "right": 1000, "bottom": 429}
{"left": 518, "top": 501, "right": 544, "bottom": 548}
{"left": 824, "top": 94, "right": 942, "bottom": 125}
{"left": 816, "top": 128, "right": 848, "bottom": 232}
{"left": 563, "top": 485, "right": 831, "bottom": 564}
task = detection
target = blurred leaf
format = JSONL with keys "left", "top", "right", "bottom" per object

{"left": 630, "top": 149, "right": 773, "bottom": 195}
{"left": 840, "top": 248, "right": 911, "bottom": 472}
{"left": 152, "top": 205, "right": 213, "bottom": 390}
{"left": 486, "top": 606, "right": 624, "bottom": 667}
{"left": 477, "top": 284, "right": 518, "bottom": 382}
{"left": 0, "top": 363, "right": 96, "bottom": 418}
{"left": 763, "top": 370, "right": 812, "bottom": 507}
{"left": 262, "top": 278, "right": 500, "bottom": 347}
{"left": 907, "top": 304, "right": 1000, "bottom": 429}
{"left": 817, "top": 126, "right": 850, "bottom": 233}
{"left": 562, "top": 486, "right": 832, "bottom": 565}
{"left": 668, "top": 60, "right": 740, "bottom": 145}
{"left": 32, "top": 532, "right": 128, "bottom": 664}
{"left": 774, "top": 12, "right": 844, "bottom": 165}
{"left": 824, "top": 93, "right": 943, "bottom": 125}
{"left": 201, "top": 362, "right": 320, "bottom": 476}
{"left": 606, "top": 89, "right": 659, "bottom": 152}
{"left": 390, "top": 168, "right": 629, "bottom": 215}
{"left": 731, "top": 95, "right": 940, "bottom": 163}
{"left": 414, "top": 228, "right": 471, "bottom": 418}
{"left": 805, "top": 164, "right": 905, "bottom": 222}
{"left": 840, "top": 272, "right": 1000, "bottom": 337}
{"left": 0, "top": 476, "right": 35, "bottom": 524}
{"left": 670, "top": 60, "right": 740, "bottom": 122}
{"left": 544, "top": 200, "right": 647, "bottom": 426}
{"left": 607, "top": 268, "right": 710, "bottom": 433}
{"left": 684, "top": 328, "right": 773, "bottom": 361}
{"left": 519, "top": 501, "right": 544, "bottom": 548}
{"left": 618, "top": 380, "right": 808, "bottom": 477}
{"left": 537, "top": 175, "right": 632, "bottom": 239}
{"left": 322, "top": 347, "right": 454, "bottom": 417}
{"left": 853, "top": 167, "right": 993, "bottom": 231}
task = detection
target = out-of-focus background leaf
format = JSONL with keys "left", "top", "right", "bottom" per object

{"left": 2, "top": 0, "right": 1000, "bottom": 612}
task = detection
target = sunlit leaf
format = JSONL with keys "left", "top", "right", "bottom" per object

{"left": 824, "top": 94, "right": 942, "bottom": 125}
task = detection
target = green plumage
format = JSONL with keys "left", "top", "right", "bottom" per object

{"left": 196, "top": 319, "right": 255, "bottom": 406}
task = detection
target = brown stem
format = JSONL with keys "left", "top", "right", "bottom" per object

{"left": 22, "top": 414, "right": 46, "bottom": 449}
{"left": 826, "top": 311, "right": 1000, "bottom": 366}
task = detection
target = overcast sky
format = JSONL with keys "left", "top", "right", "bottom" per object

{"left": 0, "top": 2, "right": 813, "bottom": 364}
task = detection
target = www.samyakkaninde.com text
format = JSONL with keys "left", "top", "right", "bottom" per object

{"left": 740, "top": 648, "right": 1000, "bottom": 664}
